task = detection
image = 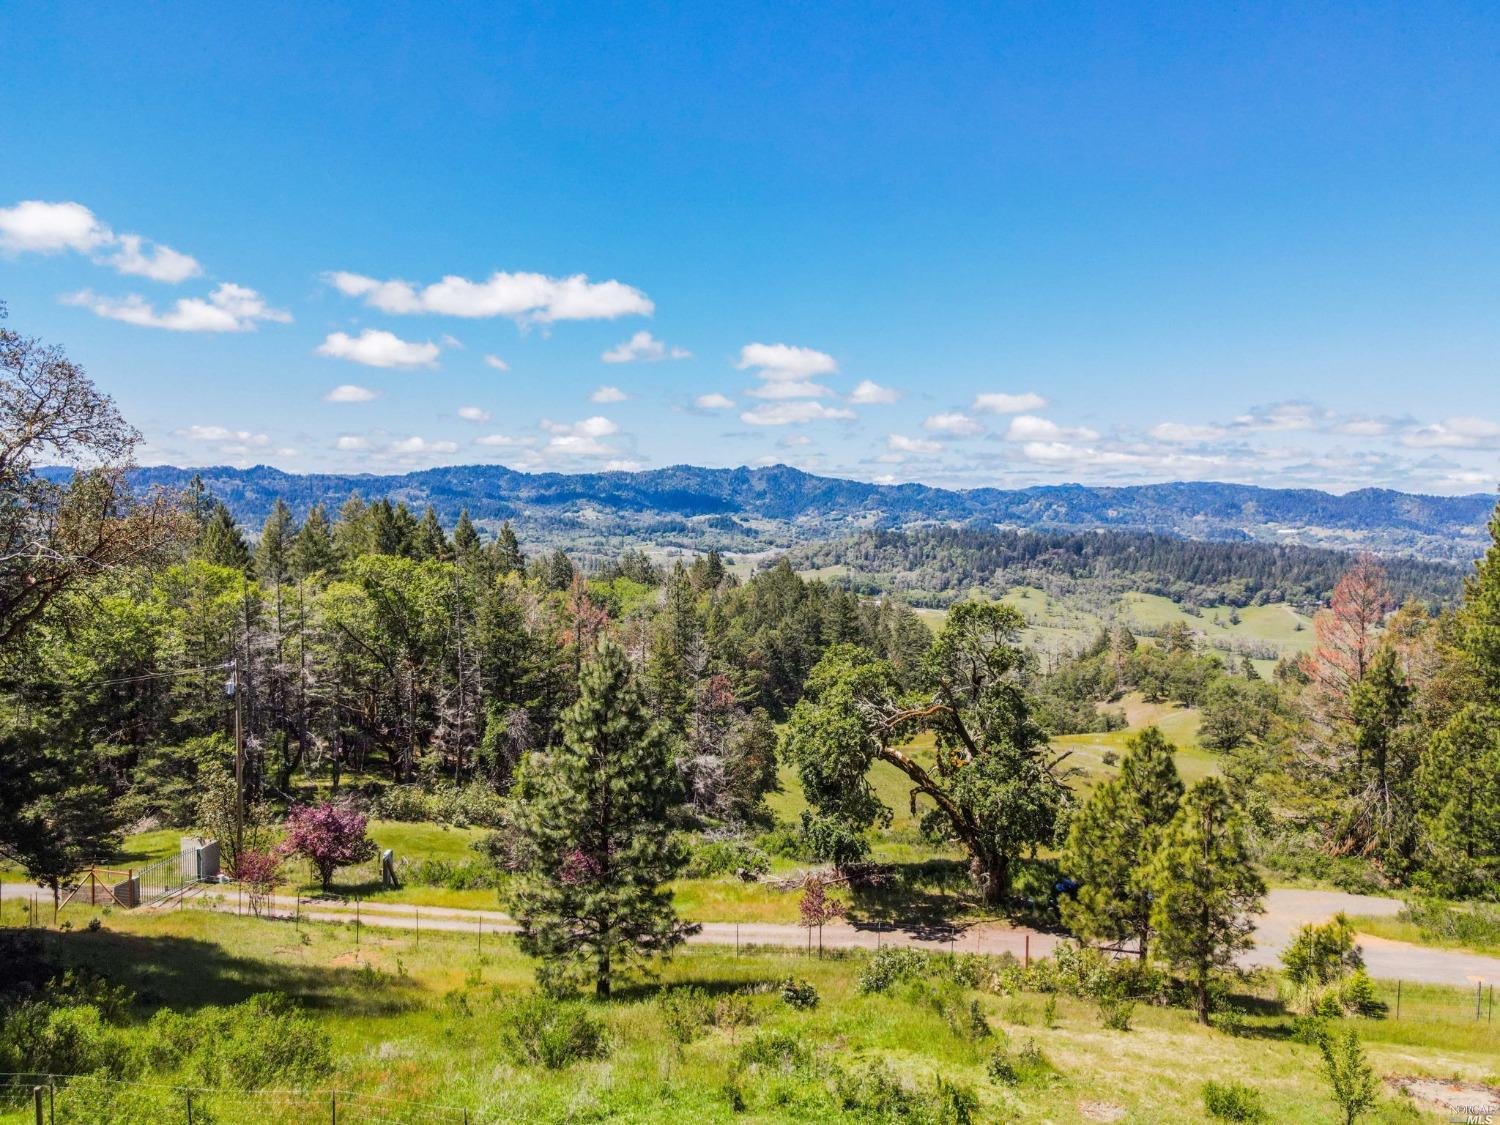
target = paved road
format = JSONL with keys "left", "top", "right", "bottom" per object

{"left": 172, "top": 885, "right": 1500, "bottom": 987}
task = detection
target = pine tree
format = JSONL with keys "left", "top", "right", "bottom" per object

{"left": 505, "top": 641, "right": 697, "bottom": 997}
{"left": 1148, "top": 777, "right": 1265, "bottom": 1022}
{"left": 452, "top": 509, "right": 481, "bottom": 556}
{"left": 1459, "top": 498, "right": 1500, "bottom": 705}
{"left": 197, "top": 502, "right": 252, "bottom": 572}
{"left": 413, "top": 506, "right": 450, "bottom": 560}
{"left": 255, "top": 498, "right": 296, "bottom": 585}
{"left": 334, "top": 493, "right": 373, "bottom": 558}
{"left": 1060, "top": 726, "right": 1183, "bottom": 959}
{"left": 1416, "top": 704, "right": 1500, "bottom": 894}
{"left": 291, "top": 503, "right": 339, "bottom": 577}
{"left": 490, "top": 521, "right": 525, "bottom": 575}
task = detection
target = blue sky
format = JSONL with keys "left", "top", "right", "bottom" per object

{"left": 3, "top": 2, "right": 1498, "bottom": 493}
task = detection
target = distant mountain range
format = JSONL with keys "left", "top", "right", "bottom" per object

{"left": 47, "top": 463, "right": 1496, "bottom": 562}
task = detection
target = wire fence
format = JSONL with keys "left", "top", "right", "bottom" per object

{"left": 0, "top": 1073, "right": 476, "bottom": 1124}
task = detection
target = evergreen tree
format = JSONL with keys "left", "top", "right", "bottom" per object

{"left": 452, "top": 509, "right": 481, "bottom": 556}
{"left": 505, "top": 641, "right": 697, "bottom": 998}
{"left": 334, "top": 493, "right": 373, "bottom": 558}
{"left": 255, "top": 498, "right": 296, "bottom": 585}
{"left": 197, "top": 502, "right": 252, "bottom": 572}
{"left": 1345, "top": 644, "right": 1415, "bottom": 864}
{"left": 1459, "top": 498, "right": 1500, "bottom": 705}
{"left": 1060, "top": 726, "right": 1183, "bottom": 958}
{"left": 291, "top": 503, "right": 339, "bottom": 577}
{"left": 1148, "top": 777, "right": 1265, "bottom": 1022}
{"left": 1416, "top": 704, "right": 1500, "bottom": 894}
{"left": 413, "top": 506, "right": 450, "bottom": 560}
{"left": 491, "top": 521, "right": 525, "bottom": 575}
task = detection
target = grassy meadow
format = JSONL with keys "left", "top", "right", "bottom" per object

{"left": 1, "top": 898, "right": 1495, "bottom": 1123}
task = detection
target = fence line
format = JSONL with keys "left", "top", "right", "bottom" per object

{"left": 0, "top": 1072, "right": 475, "bottom": 1123}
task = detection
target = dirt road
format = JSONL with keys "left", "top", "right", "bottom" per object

{"left": 173, "top": 885, "right": 1500, "bottom": 987}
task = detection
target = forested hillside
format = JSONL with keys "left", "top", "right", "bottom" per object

{"left": 788, "top": 527, "right": 1465, "bottom": 609}
{"left": 41, "top": 462, "right": 1495, "bottom": 561}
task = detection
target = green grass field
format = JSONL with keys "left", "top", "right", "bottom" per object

{"left": 1, "top": 900, "right": 1494, "bottom": 1123}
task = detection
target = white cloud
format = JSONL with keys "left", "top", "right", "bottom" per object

{"left": 1400, "top": 416, "right": 1500, "bottom": 449}
{"left": 316, "top": 329, "right": 439, "bottom": 369}
{"left": 740, "top": 401, "right": 856, "bottom": 426}
{"left": 103, "top": 234, "right": 202, "bottom": 283}
{"left": 475, "top": 433, "right": 529, "bottom": 447}
{"left": 695, "top": 393, "right": 736, "bottom": 410}
{"left": 888, "top": 434, "right": 943, "bottom": 454}
{"left": 483, "top": 354, "right": 510, "bottom": 371}
{"left": 973, "top": 391, "right": 1047, "bottom": 414}
{"left": 778, "top": 434, "right": 813, "bottom": 447}
{"left": 923, "top": 411, "right": 983, "bottom": 436}
{"left": 603, "top": 459, "right": 644, "bottom": 472}
{"left": 590, "top": 385, "right": 628, "bottom": 403}
{"left": 1232, "top": 401, "right": 1326, "bottom": 432}
{"left": 1004, "top": 414, "right": 1099, "bottom": 442}
{"left": 1, "top": 200, "right": 203, "bottom": 284}
{"left": 389, "top": 436, "right": 458, "bottom": 455}
{"left": 1148, "top": 421, "right": 1227, "bottom": 443}
{"left": 602, "top": 330, "right": 690, "bottom": 363}
{"left": 64, "top": 283, "right": 290, "bottom": 332}
{"left": 1332, "top": 418, "right": 1392, "bottom": 437}
{"left": 849, "top": 379, "right": 901, "bottom": 404}
{"left": 325, "top": 269, "right": 653, "bottom": 323}
{"left": 335, "top": 435, "right": 371, "bottom": 451}
{"left": 323, "top": 384, "right": 380, "bottom": 403}
{"left": 541, "top": 415, "right": 622, "bottom": 458}
{"left": 178, "top": 424, "right": 271, "bottom": 457}
{"left": 457, "top": 405, "right": 491, "bottom": 422}
{"left": 0, "top": 200, "right": 112, "bottom": 254}
{"left": 737, "top": 342, "right": 840, "bottom": 400}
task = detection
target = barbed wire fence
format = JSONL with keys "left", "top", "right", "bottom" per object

{"left": 1, "top": 1073, "right": 476, "bottom": 1124}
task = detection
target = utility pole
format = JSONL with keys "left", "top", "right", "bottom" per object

{"left": 232, "top": 655, "right": 245, "bottom": 862}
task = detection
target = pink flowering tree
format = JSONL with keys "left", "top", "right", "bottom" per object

{"left": 281, "top": 801, "right": 377, "bottom": 890}
{"left": 236, "top": 848, "right": 283, "bottom": 916}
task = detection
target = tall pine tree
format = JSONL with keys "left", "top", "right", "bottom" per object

{"left": 1459, "top": 498, "right": 1500, "bottom": 705}
{"left": 505, "top": 640, "right": 696, "bottom": 998}
{"left": 1148, "top": 777, "right": 1265, "bottom": 1022}
{"left": 1060, "top": 726, "right": 1183, "bottom": 958}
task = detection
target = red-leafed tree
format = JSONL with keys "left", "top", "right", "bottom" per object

{"left": 281, "top": 800, "right": 376, "bottom": 890}
{"left": 237, "top": 848, "right": 284, "bottom": 915}
{"left": 798, "top": 877, "right": 845, "bottom": 957}
{"left": 1302, "top": 556, "right": 1392, "bottom": 733}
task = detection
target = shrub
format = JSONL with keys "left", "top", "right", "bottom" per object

{"left": 1097, "top": 997, "right": 1135, "bottom": 1031}
{"left": 660, "top": 986, "right": 713, "bottom": 1043}
{"left": 1202, "top": 1079, "right": 1267, "bottom": 1122}
{"left": 0, "top": 1002, "right": 125, "bottom": 1077}
{"left": 779, "top": 977, "right": 819, "bottom": 1009}
{"left": 833, "top": 1060, "right": 979, "bottom": 1123}
{"left": 755, "top": 823, "right": 810, "bottom": 861}
{"left": 148, "top": 993, "right": 332, "bottom": 1089}
{"left": 370, "top": 782, "right": 508, "bottom": 829}
{"left": 1283, "top": 914, "right": 1363, "bottom": 989}
{"left": 501, "top": 994, "right": 608, "bottom": 1068}
{"left": 50, "top": 968, "right": 134, "bottom": 1022}
{"left": 406, "top": 857, "right": 500, "bottom": 890}
{"left": 1337, "top": 970, "right": 1385, "bottom": 1018}
{"left": 684, "top": 838, "right": 772, "bottom": 880}
{"left": 986, "top": 1036, "right": 1053, "bottom": 1085}
{"left": 858, "top": 947, "right": 933, "bottom": 994}
{"left": 738, "top": 1029, "right": 809, "bottom": 1071}
{"left": 1318, "top": 1025, "right": 1380, "bottom": 1124}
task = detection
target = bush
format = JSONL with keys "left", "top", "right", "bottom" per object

{"left": 738, "top": 1029, "right": 810, "bottom": 1071}
{"left": 779, "top": 977, "right": 819, "bottom": 1009}
{"left": 755, "top": 823, "right": 810, "bottom": 861}
{"left": 660, "top": 986, "right": 713, "bottom": 1043}
{"left": 858, "top": 947, "right": 934, "bottom": 994}
{"left": 832, "top": 1059, "right": 978, "bottom": 1123}
{"left": 370, "top": 782, "right": 508, "bottom": 829}
{"left": 1283, "top": 914, "right": 1363, "bottom": 989}
{"left": 684, "top": 838, "right": 771, "bottom": 880}
{"left": 0, "top": 1002, "right": 125, "bottom": 1077}
{"left": 405, "top": 857, "right": 500, "bottom": 890}
{"left": 1097, "top": 997, "right": 1135, "bottom": 1031}
{"left": 501, "top": 994, "right": 608, "bottom": 1068}
{"left": 147, "top": 993, "right": 331, "bottom": 1089}
{"left": 1202, "top": 1079, "right": 1267, "bottom": 1122}
{"left": 986, "top": 1036, "right": 1053, "bottom": 1085}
